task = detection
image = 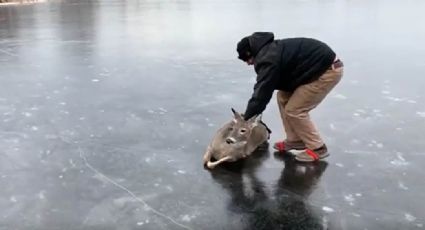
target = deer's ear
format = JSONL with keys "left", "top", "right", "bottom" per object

{"left": 231, "top": 108, "right": 236, "bottom": 115}
{"left": 231, "top": 108, "right": 243, "bottom": 121}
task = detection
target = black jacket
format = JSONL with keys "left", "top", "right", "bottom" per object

{"left": 243, "top": 32, "right": 336, "bottom": 120}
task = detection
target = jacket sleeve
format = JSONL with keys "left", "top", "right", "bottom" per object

{"left": 243, "top": 62, "right": 279, "bottom": 120}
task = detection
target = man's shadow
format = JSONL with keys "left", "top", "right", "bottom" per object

{"left": 209, "top": 146, "right": 328, "bottom": 230}
{"left": 272, "top": 153, "right": 328, "bottom": 230}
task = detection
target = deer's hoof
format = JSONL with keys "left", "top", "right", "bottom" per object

{"left": 206, "top": 161, "right": 216, "bottom": 169}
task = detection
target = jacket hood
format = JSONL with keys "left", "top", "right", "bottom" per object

{"left": 249, "top": 32, "right": 275, "bottom": 57}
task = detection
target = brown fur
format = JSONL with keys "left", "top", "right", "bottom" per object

{"left": 203, "top": 109, "right": 269, "bottom": 169}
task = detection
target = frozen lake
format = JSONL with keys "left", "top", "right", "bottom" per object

{"left": 1, "top": 0, "right": 425, "bottom": 229}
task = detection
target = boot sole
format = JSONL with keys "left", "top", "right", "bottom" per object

{"left": 295, "top": 153, "right": 330, "bottom": 162}
{"left": 272, "top": 143, "right": 306, "bottom": 152}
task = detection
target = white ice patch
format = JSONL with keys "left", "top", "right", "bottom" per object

{"left": 23, "top": 112, "right": 32, "bottom": 117}
{"left": 385, "top": 96, "right": 403, "bottom": 102}
{"left": 91, "top": 79, "right": 100, "bottom": 82}
{"left": 405, "top": 213, "right": 416, "bottom": 222}
{"left": 322, "top": 206, "right": 335, "bottom": 213}
{"left": 38, "top": 191, "right": 46, "bottom": 200}
{"left": 136, "top": 219, "right": 150, "bottom": 225}
{"left": 381, "top": 90, "right": 390, "bottom": 95}
{"left": 398, "top": 182, "right": 409, "bottom": 190}
{"left": 158, "top": 107, "right": 168, "bottom": 113}
{"left": 407, "top": 100, "right": 417, "bottom": 104}
{"left": 329, "top": 123, "right": 336, "bottom": 130}
{"left": 370, "top": 140, "right": 384, "bottom": 149}
{"left": 10, "top": 196, "right": 17, "bottom": 203}
{"left": 335, "top": 163, "right": 344, "bottom": 168}
{"left": 333, "top": 94, "right": 347, "bottom": 100}
{"left": 31, "top": 126, "right": 39, "bottom": 131}
{"left": 177, "top": 170, "right": 186, "bottom": 174}
{"left": 344, "top": 194, "right": 355, "bottom": 206}
{"left": 390, "top": 152, "right": 409, "bottom": 166}
{"left": 69, "top": 159, "right": 76, "bottom": 168}
{"left": 416, "top": 112, "right": 425, "bottom": 118}
{"left": 181, "top": 214, "right": 194, "bottom": 222}
{"left": 355, "top": 193, "right": 362, "bottom": 197}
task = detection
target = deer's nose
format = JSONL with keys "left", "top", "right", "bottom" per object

{"left": 226, "top": 137, "right": 236, "bottom": 144}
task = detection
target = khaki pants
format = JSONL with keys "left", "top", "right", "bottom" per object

{"left": 277, "top": 67, "right": 343, "bottom": 150}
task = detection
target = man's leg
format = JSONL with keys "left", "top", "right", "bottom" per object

{"left": 277, "top": 91, "right": 302, "bottom": 142}
{"left": 284, "top": 68, "right": 343, "bottom": 151}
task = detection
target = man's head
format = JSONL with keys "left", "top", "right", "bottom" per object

{"left": 236, "top": 36, "right": 254, "bottom": 65}
{"left": 237, "top": 32, "right": 275, "bottom": 65}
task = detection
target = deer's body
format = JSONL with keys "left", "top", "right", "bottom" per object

{"left": 203, "top": 109, "right": 269, "bottom": 169}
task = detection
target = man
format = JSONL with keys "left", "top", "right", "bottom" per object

{"left": 237, "top": 32, "right": 343, "bottom": 162}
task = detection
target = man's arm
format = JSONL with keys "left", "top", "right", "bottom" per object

{"left": 243, "top": 62, "right": 279, "bottom": 120}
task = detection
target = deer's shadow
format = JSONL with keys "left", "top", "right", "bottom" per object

{"left": 208, "top": 147, "right": 328, "bottom": 230}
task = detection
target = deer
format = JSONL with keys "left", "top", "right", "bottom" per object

{"left": 203, "top": 108, "right": 270, "bottom": 169}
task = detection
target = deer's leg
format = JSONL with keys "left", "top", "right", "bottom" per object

{"left": 206, "top": 156, "right": 233, "bottom": 169}
{"left": 203, "top": 147, "right": 213, "bottom": 166}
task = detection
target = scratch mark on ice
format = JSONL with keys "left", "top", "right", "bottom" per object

{"left": 78, "top": 148, "right": 192, "bottom": 230}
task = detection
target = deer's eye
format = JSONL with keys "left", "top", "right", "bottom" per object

{"left": 240, "top": 129, "right": 247, "bottom": 133}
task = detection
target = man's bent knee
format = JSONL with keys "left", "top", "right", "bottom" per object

{"left": 284, "top": 107, "right": 309, "bottom": 120}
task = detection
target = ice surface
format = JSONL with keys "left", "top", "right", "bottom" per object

{"left": 0, "top": 0, "right": 424, "bottom": 229}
